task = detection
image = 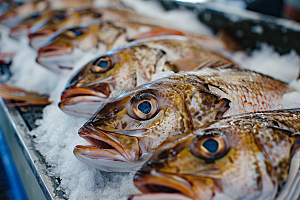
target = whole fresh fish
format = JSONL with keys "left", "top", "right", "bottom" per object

{"left": 130, "top": 108, "right": 300, "bottom": 200}
{"left": 59, "top": 36, "right": 234, "bottom": 117}
{"left": 28, "top": 8, "right": 102, "bottom": 49}
{"left": 73, "top": 68, "right": 293, "bottom": 172}
{"left": 0, "top": 0, "right": 50, "bottom": 27}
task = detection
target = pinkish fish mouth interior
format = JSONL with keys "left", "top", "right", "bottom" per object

{"left": 83, "top": 135, "right": 115, "bottom": 150}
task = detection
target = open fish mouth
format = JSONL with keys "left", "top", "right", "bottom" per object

{"left": 29, "top": 30, "right": 55, "bottom": 49}
{"left": 131, "top": 169, "right": 200, "bottom": 200}
{"left": 59, "top": 86, "right": 110, "bottom": 118}
{"left": 74, "top": 125, "right": 150, "bottom": 172}
{"left": 36, "top": 46, "right": 83, "bottom": 72}
{"left": 9, "top": 26, "right": 28, "bottom": 40}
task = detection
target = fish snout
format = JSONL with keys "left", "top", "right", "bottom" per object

{"left": 29, "top": 30, "right": 55, "bottom": 49}
{"left": 36, "top": 42, "right": 77, "bottom": 71}
{"left": 77, "top": 125, "right": 142, "bottom": 162}
{"left": 37, "top": 43, "right": 73, "bottom": 57}
{"left": 58, "top": 85, "right": 111, "bottom": 118}
{"left": 132, "top": 168, "right": 201, "bottom": 200}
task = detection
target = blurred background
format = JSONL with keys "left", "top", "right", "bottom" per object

{"left": 180, "top": 0, "right": 300, "bottom": 23}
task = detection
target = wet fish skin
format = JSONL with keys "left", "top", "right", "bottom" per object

{"left": 132, "top": 108, "right": 300, "bottom": 200}
{"left": 59, "top": 37, "right": 234, "bottom": 118}
{"left": 59, "top": 45, "right": 167, "bottom": 118}
{"left": 74, "top": 68, "right": 293, "bottom": 172}
{"left": 28, "top": 8, "right": 103, "bottom": 50}
{"left": 36, "top": 24, "right": 100, "bottom": 72}
{"left": 36, "top": 21, "right": 127, "bottom": 72}
{"left": 0, "top": 0, "right": 50, "bottom": 27}
{"left": 9, "top": 12, "right": 53, "bottom": 40}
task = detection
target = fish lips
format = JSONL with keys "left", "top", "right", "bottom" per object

{"left": 74, "top": 125, "right": 150, "bottom": 172}
{"left": 29, "top": 29, "right": 56, "bottom": 49}
{"left": 9, "top": 26, "right": 28, "bottom": 40}
{"left": 59, "top": 85, "right": 111, "bottom": 118}
{"left": 132, "top": 168, "right": 215, "bottom": 200}
{"left": 36, "top": 44, "right": 82, "bottom": 72}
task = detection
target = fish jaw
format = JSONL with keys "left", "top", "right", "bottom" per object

{"left": 29, "top": 29, "right": 56, "bottom": 49}
{"left": 74, "top": 124, "right": 149, "bottom": 172}
{"left": 74, "top": 145, "right": 151, "bottom": 172}
{"left": 133, "top": 168, "right": 214, "bottom": 200}
{"left": 128, "top": 193, "right": 193, "bottom": 200}
{"left": 9, "top": 25, "right": 28, "bottom": 40}
{"left": 37, "top": 45, "right": 84, "bottom": 72}
{"left": 59, "top": 84, "right": 112, "bottom": 118}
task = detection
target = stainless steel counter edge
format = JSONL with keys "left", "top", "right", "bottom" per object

{"left": 0, "top": 97, "right": 54, "bottom": 200}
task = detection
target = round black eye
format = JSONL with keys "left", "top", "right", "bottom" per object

{"left": 65, "top": 28, "right": 85, "bottom": 37}
{"left": 127, "top": 92, "right": 159, "bottom": 120}
{"left": 91, "top": 57, "right": 112, "bottom": 73}
{"left": 203, "top": 139, "right": 218, "bottom": 153}
{"left": 53, "top": 12, "right": 66, "bottom": 21}
{"left": 190, "top": 131, "right": 229, "bottom": 161}
{"left": 138, "top": 101, "right": 152, "bottom": 114}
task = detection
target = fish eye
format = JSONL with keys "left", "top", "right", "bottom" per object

{"left": 91, "top": 57, "right": 113, "bottom": 73}
{"left": 65, "top": 27, "right": 86, "bottom": 37}
{"left": 190, "top": 130, "right": 229, "bottom": 161}
{"left": 127, "top": 92, "right": 159, "bottom": 120}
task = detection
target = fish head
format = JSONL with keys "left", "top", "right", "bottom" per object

{"left": 9, "top": 13, "right": 43, "bottom": 40}
{"left": 36, "top": 25, "right": 99, "bottom": 72}
{"left": 0, "top": 0, "right": 49, "bottom": 27}
{"left": 28, "top": 10, "right": 80, "bottom": 49}
{"left": 59, "top": 45, "right": 167, "bottom": 118}
{"left": 73, "top": 75, "right": 231, "bottom": 172}
{"left": 132, "top": 117, "right": 300, "bottom": 200}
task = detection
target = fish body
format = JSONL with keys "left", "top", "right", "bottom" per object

{"left": 0, "top": 0, "right": 50, "bottom": 27}
{"left": 73, "top": 68, "right": 293, "bottom": 172}
{"left": 59, "top": 36, "right": 234, "bottom": 117}
{"left": 131, "top": 108, "right": 300, "bottom": 200}
{"left": 28, "top": 8, "right": 102, "bottom": 49}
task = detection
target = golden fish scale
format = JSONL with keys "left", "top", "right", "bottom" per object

{"left": 194, "top": 69, "right": 293, "bottom": 115}
{"left": 143, "top": 39, "right": 226, "bottom": 60}
{"left": 97, "top": 22, "right": 125, "bottom": 50}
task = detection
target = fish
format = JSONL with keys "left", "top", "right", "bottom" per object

{"left": 0, "top": 0, "right": 50, "bottom": 27}
{"left": 73, "top": 68, "right": 293, "bottom": 172}
{"left": 28, "top": 8, "right": 103, "bottom": 49}
{"left": 59, "top": 44, "right": 167, "bottom": 118}
{"left": 130, "top": 108, "right": 300, "bottom": 200}
{"left": 59, "top": 36, "right": 234, "bottom": 118}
